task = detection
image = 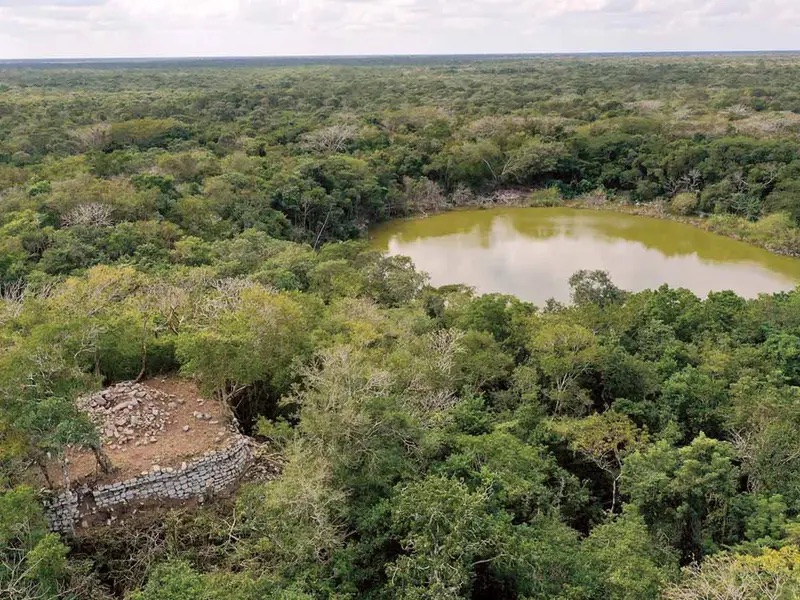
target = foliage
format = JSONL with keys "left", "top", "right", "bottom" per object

{"left": 582, "top": 509, "right": 677, "bottom": 600}
{"left": 2, "top": 55, "right": 800, "bottom": 599}
{"left": 669, "top": 193, "right": 699, "bottom": 216}
{"left": 664, "top": 546, "right": 800, "bottom": 600}
{"left": 568, "top": 270, "right": 626, "bottom": 308}
{"left": 0, "top": 487, "right": 75, "bottom": 599}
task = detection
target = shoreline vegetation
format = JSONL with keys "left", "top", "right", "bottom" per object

{"left": 399, "top": 185, "right": 800, "bottom": 258}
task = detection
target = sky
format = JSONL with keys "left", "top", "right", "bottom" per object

{"left": 0, "top": 0, "right": 799, "bottom": 59}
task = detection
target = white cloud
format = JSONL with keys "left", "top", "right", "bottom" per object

{"left": 0, "top": 0, "right": 797, "bottom": 58}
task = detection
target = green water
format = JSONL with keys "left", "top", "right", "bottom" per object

{"left": 370, "top": 208, "right": 800, "bottom": 304}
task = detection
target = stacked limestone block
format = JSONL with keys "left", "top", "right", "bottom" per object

{"left": 43, "top": 438, "right": 253, "bottom": 533}
{"left": 44, "top": 490, "right": 81, "bottom": 533}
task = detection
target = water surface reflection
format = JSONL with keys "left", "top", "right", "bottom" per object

{"left": 370, "top": 208, "right": 800, "bottom": 304}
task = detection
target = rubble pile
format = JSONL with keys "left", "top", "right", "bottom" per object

{"left": 76, "top": 382, "right": 184, "bottom": 449}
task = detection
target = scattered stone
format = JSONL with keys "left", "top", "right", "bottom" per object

{"left": 183, "top": 425, "right": 191, "bottom": 432}
{"left": 76, "top": 381, "right": 204, "bottom": 447}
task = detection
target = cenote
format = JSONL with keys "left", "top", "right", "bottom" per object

{"left": 370, "top": 207, "right": 800, "bottom": 305}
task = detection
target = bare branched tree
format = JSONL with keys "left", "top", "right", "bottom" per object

{"left": 0, "top": 280, "right": 26, "bottom": 321}
{"left": 665, "top": 169, "right": 703, "bottom": 196}
{"left": 665, "top": 549, "right": 796, "bottom": 600}
{"left": 427, "top": 328, "right": 467, "bottom": 377}
{"left": 464, "top": 115, "right": 527, "bottom": 140}
{"left": 405, "top": 329, "right": 466, "bottom": 417}
{"left": 197, "top": 278, "right": 262, "bottom": 321}
{"left": 730, "top": 170, "right": 751, "bottom": 194}
{"left": 148, "top": 282, "right": 191, "bottom": 335}
{"left": 402, "top": 177, "right": 447, "bottom": 216}
{"left": 62, "top": 203, "right": 113, "bottom": 228}
{"left": 300, "top": 124, "right": 358, "bottom": 153}
{"left": 450, "top": 184, "right": 476, "bottom": 207}
{"left": 682, "top": 168, "right": 703, "bottom": 192}
{"left": 726, "top": 103, "right": 751, "bottom": 117}
{"left": 71, "top": 123, "right": 112, "bottom": 152}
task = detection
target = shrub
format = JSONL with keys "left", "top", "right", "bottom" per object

{"left": 669, "top": 192, "right": 698, "bottom": 216}
{"left": 707, "top": 212, "right": 800, "bottom": 256}
{"left": 527, "top": 187, "right": 563, "bottom": 207}
{"left": 750, "top": 212, "right": 800, "bottom": 254}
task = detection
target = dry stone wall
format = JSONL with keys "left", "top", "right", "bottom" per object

{"left": 44, "top": 437, "right": 253, "bottom": 533}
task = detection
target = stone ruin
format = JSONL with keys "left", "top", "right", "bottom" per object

{"left": 41, "top": 379, "right": 275, "bottom": 533}
{"left": 44, "top": 438, "right": 255, "bottom": 533}
{"left": 76, "top": 381, "right": 222, "bottom": 449}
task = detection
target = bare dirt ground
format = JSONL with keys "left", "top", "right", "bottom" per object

{"left": 41, "top": 376, "right": 239, "bottom": 488}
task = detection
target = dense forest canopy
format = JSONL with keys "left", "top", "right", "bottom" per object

{"left": 2, "top": 55, "right": 800, "bottom": 599}
{"left": 4, "top": 54, "right": 800, "bottom": 276}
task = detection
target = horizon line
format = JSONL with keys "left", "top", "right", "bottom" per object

{"left": 2, "top": 49, "right": 800, "bottom": 64}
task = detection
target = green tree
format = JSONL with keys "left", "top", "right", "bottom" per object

{"left": 622, "top": 434, "right": 740, "bottom": 561}
{"left": 176, "top": 284, "right": 311, "bottom": 405}
{"left": 0, "top": 487, "right": 71, "bottom": 599}
{"left": 583, "top": 509, "right": 676, "bottom": 600}
{"left": 569, "top": 270, "right": 626, "bottom": 308}
{"left": 528, "top": 321, "right": 598, "bottom": 415}
{"left": 553, "top": 411, "right": 649, "bottom": 512}
{"left": 665, "top": 546, "right": 800, "bottom": 600}
{"left": 387, "top": 475, "right": 511, "bottom": 600}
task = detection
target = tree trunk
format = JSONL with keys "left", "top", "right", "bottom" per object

{"left": 60, "top": 458, "right": 70, "bottom": 489}
{"left": 136, "top": 320, "right": 148, "bottom": 382}
{"left": 313, "top": 209, "right": 333, "bottom": 251}
{"left": 92, "top": 445, "right": 113, "bottom": 475}
{"left": 35, "top": 457, "right": 54, "bottom": 488}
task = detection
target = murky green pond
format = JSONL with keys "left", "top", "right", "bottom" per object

{"left": 371, "top": 208, "right": 800, "bottom": 304}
